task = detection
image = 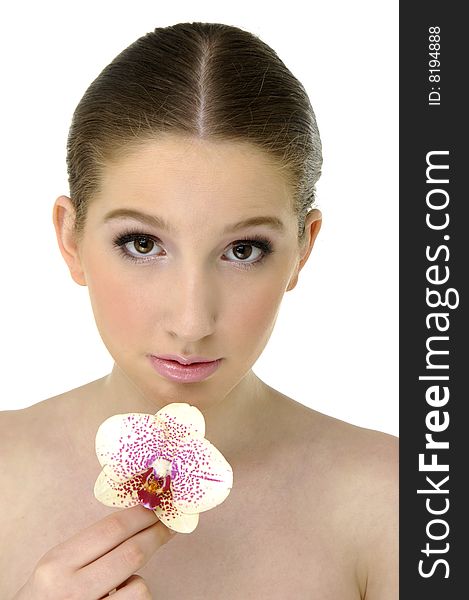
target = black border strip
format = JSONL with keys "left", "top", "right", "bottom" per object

{"left": 400, "top": 2, "right": 467, "bottom": 596}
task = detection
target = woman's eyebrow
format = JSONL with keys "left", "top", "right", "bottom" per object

{"left": 102, "top": 208, "right": 286, "bottom": 233}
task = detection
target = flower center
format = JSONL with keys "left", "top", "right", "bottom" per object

{"left": 137, "top": 468, "right": 171, "bottom": 510}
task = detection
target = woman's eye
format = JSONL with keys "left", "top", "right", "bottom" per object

{"left": 224, "top": 237, "right": 274, "bottom": 267}
{"left": 224, "top": 243, "right": 263, "bottom": 263}
{"left": 127, "top": 236, "right": 162, "bottom": 256}
{"left": 113, "top": 232, "right": 273, "bottom": 267}
{"left": 113, "top": 233, "right": 164, "bottom": 261}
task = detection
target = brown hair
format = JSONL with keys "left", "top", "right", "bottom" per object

{"left": 66, "top": 22, "right": 322, "bottom": 244}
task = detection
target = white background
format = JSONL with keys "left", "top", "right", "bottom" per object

{"left": 0, "top": 1, "right": 398, "bottom": 436}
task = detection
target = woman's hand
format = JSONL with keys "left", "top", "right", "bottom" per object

{"left": 13, "top": 504, "right": 175, "bottom": 599}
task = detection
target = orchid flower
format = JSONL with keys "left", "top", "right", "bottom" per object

{"left": 93, "top": 403, "right": 233, "bottom": 533}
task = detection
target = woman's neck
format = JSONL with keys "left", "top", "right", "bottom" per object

{"left": 90, "top": 362, "right": 269, "bottom": 459}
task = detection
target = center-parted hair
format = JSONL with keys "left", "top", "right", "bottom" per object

{"left": 66, "top": 22, "right": 323, "bottom": 243}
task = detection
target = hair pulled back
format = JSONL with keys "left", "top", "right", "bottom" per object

{"left": 66, "top": 22, "right": 322, "bottom": 243}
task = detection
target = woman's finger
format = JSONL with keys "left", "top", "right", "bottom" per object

{"left": 76, "top": 519, "right": 174, "bottom": 598}
{"left": 52, "top": 504, "right": 160, "bottom": 569}
{"left": 106, "top": 574, "right": 151, "bottom": 598}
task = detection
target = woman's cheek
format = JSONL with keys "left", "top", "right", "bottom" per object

{"left": 233, "top": 278, "right": 287, "bottom": 352}
{"left": 85, "top": 267, "right": 148, "bottom": 348}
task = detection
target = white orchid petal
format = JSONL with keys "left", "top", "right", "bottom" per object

{"left": 93, "top": 468, "right": 146, "bottom": 508}
{"left": 95, "top": 413, "right": 166, "bottom": 482}
{"left": 154, "top": 491, "right": 200, "bottom": 533}
{"left": 94, "top": 404, "right": 233, "bottom": 532}
{"left": 171, "top": 437, "right": 233, "bottom": 514}
{"left": 155, "top": 402, "right": 205, "bottom": 441}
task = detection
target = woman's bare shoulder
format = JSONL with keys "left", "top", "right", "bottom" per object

{"left": 0, "top": 404, "right": 43, "bottom": 511}
{"left": 0, "top": 392, "right": 68, "bottom": 440}
{"left": 0, "top": 377, "right": 103, "bottom": 439}
{"left": 318, "top": 414, "right": 398, "bottom": 599}
{"left": 0, "top": 384, "right": 91, "bottom": 465}
{"left": 269, "top": 390, "right": 398, "bottom": 599}
{"left": 0, "top": 399, "right": 56, "bottom": 466}
{"left": 0, "top": 385, "right": 95, "bottom": 516}
{"left": 274, "top": 389, "right": 398, "bottom": 509}
{"left": 327, "top": 419, "right": 399, "bottom": 599}
{"left": 268, "top": 386, "right": 398, "bottom": 463}
{"left": 314, "top": 408, "right": 398, "bottom": 477}
{"left": 0, "top": 404, "right": 38, "bottom": 456}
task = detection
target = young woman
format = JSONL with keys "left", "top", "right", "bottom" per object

{"left": 1, "top": 22, "right": 397, "bottom": 599}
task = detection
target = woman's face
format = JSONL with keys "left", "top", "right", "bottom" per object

{"left": 60, "top": 135, "right": 316, "bottom": 407}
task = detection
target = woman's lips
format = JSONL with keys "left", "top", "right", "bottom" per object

{"left": 148, "top": 355, "right": 222, "bottom": 383}
{"left": 155, "top": 354, "right": 218, "bottom": 365}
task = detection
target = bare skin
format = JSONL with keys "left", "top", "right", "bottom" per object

{"left": 1, "top": 136, "right": 397, "bottom": 597}
{"left": 0, "top": 370, "right": 398, "bottom": 599}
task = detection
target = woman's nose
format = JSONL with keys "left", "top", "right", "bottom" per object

{"left": 164, "top": 266, "right": 218, "bottom": 343}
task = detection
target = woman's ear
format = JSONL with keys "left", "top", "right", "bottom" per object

{"left": 287, "top": 209, "right": 322, "bottom": 291}
{"left": 52, "top": 195, "right": 87, "bottom": 286}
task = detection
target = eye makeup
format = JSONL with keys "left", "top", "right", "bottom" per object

{"left": 111, "top": 227, "right": 275, "bottom": 270}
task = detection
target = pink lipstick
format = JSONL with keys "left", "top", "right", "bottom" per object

{"left": 148, "top": 355, "right": 222, "bottom": 382}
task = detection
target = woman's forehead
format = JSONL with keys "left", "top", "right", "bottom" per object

{"left": 101, "top": 136, "right": 290, "bottom": 189}
{"left": 92, "top": 136, "right": 295, "bottom": 223}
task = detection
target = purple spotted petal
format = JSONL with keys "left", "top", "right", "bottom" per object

{"left": 155, "top": 403, "right": 205, "bottom": 460}
{"left": 94, "top": 404, "right": 233, "bottom": 534}
{"left": 153, "top": 491, "right": 200, "bottom": 533}
{"left": 170, "top": 436, "right": 233, "bottom": 514}
{"left": 94, "top": 468, "right": 148, "bottom": 508}
{"left": 95, "top": 413, "right": 167, "bottom": 482}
